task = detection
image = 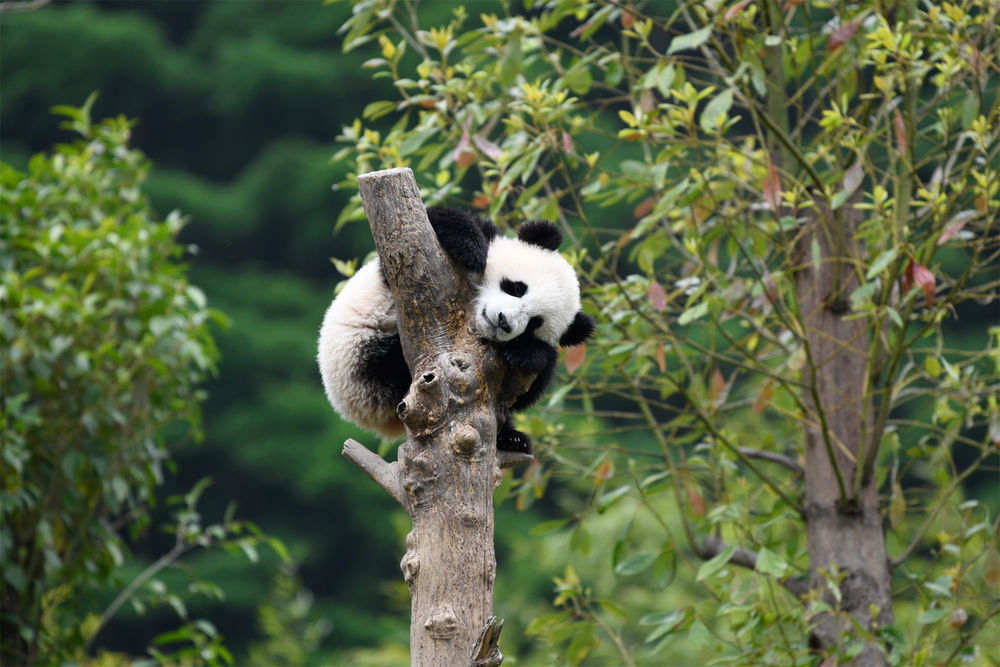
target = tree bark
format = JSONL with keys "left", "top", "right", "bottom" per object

{"left": 342, "top": 168, "right": 513, "bottom": 666}
{"left": 796, "top": 202, "right": 893, "bottom": 665}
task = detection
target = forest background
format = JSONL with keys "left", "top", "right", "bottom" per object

{"left": 2, "top": 0, "right": 997, "bottom": 665}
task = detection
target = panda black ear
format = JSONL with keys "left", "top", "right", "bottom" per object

{"left": 560, "top": 311, "right": 595, "bottom": 347}
{"left": 517, "top": 220, "right": 562, "bottom": 251}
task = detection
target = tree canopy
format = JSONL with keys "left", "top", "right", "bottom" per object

{"left": 331, "top": 0, "right": 999, "bottom": 663}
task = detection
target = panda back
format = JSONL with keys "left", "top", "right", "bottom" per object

{"left": 317, "top": 259, "right": 408, "bottom": 439}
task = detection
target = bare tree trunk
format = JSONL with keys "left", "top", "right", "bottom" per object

{"left": 796, "top": 203, "right": 893, "bottom": 665}
{"left": 342, "top": 168, "right": 512, "bottom": 666}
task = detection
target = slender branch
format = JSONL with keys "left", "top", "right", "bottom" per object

{"left": 0, "top": 0, "right": 50, "bottom": 13}
{"left": 737, "top": 448, "right": 805, "bottom": 476}
{"left": 86, "top": 534, "right": 190, "bottom": 652}
{"left": 698, "top": 535, "right": 809, "bottom": 599}
{"left": 891, "top": 445, "right": 992, "bottom": 568}
{"left": 342, "top": 438, "right": 404, "bottom": 507}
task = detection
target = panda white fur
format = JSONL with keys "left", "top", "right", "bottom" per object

{"left": 317, "top": 207, "right": 594, "bottom": 453}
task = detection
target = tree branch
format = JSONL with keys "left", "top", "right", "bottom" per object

{"left": 342, "top": 439, "right": 404, "bottom": 507}
{"left": 0, "top": 0, "right": 50, "bottom": 14}
{"left": 699, "top": 535, "right": 809, "bottom": 599}
{"left": 737, "top": 448, "right": 805, "bottom": 476}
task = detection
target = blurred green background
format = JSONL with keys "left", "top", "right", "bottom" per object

{"left": 2, "top": 1, "right": 543, "bottom": 659}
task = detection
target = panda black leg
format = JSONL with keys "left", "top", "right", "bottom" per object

{"left": 496, "top": 418, "right": 533, "bottom": 455}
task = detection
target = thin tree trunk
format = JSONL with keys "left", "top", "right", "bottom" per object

{"left": 342, "top": 168, "right": 511, "bottom": 666}
{"left": 797, "top": 202, "right": 893, "bottom": 665}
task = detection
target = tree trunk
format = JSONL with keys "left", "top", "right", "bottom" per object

{"left": 342, "top": 168, "right": 512, "bottom": 666}
{"left": 796, "top": 202, "right": 893, "bottom": 665}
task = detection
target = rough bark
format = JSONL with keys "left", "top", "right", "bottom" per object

{"left": 342, "top": 168, "right": 519, "bottom": 666}
{"left": 796, "top": 202, "right": 893, "bottom": 665}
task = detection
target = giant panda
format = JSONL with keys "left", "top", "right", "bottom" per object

{"left": 317, "top": 207, "right": 594, "bottom": 454}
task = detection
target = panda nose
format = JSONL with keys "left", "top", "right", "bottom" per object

{"left": 497, "top": 312, "right": 512, "bottom": 334}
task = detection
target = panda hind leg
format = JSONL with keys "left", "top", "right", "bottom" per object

{"left": 496, "top": 408, "right": 533, "bottom": 455}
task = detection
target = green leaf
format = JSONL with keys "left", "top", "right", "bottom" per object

{"left": 656, "top": 64, "right": 676, "bottom": 97}
{"left": 564, "top": 63, "right": 593, "bottom": 95}
{"left": 525, "top": 610, "right": 572, "bottom": 636}
{"left": 678, "top": 301, "right": 708, "bottom": 325}
{"left": 699, "top": 88, "right": 733, "bottom": 132}
{"left": 531, "top": 518, "right": 571, "bottom": 535}
{"left": 605, "top": 57, "right": 624, "bottom": 86}
{"left": 362, "top": 100, "right": 397, "bottom": 120}
{"left": 569, "top": 523, "right": 592, "bottom": 556}
{"left": 866, "top": 247, "right": 899, "bottom": 280}
{"left": 754, "top": 546, "right": 789, "bottom": 578}
{"left": 918, "top": 607, "right": 948, "bottom": 624}
{"left": 615, "top": 551, "right": 658, "bottom": 576}
{"left": 597, "top": 484, "right": 630, "bottom": 512}
{"left": 696, "top": 544, "right": 736, "bottom": 581}
{"left": 668, "top": 26, "right": 712, "bottom": 55}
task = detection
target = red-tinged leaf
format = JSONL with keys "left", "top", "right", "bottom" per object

{"left": 976, "top": 193, "right": 988, "bottom": 213}
{"left": 564, "top": 343, "right": 587, "bottom": 373}
{"left": 569, "top": 21, "right": 589, "bottom": 38}
{"left": 829, "top": 21, "right": 859, "bottom": 52}
{"left": 562, "top": 130, "right": 573, "bottom": 154}
{"left": 752, "top": 379, "right": 774, "bottom": 414}
{"left": 763, "top": 161, "right": 781, "bottom": 210}
{"left": 687, "top": 485, "right": 706, "bottom": 517}
{"left": 985, "top": 543, "right": 1000, "bottom": 588}
{"left": 656, "top": 340, "right": 666, "bottom": 373}
{"left": 725, "top": 0, "right": 752, "bottom": 20}
{"left": 762, "top": 265, "right": 777, "bottom": 303}
{"left": 594, "top": 460, "right": 613, "bottom": 485}
{"left": 639, "top": 88, "right": 656, "bottom": 113}
{"left": 473, "top": 133, "right": 503, "bottom": 160}
{"left": 621, "top": 2, "right": 635, "bottom": 29}
{"left": 904, "top": 259, "right": 935, "bottom": 306}
{"left": 938, "top": 211, "right": 975, "bottom": 245}
{"left": 472, "top": 194, "right": 490, "bottom": 209}
{"left": 912, "top": 262, "right": 935, "bottom": 306}
{"left": 454, "top": 127, "right": 475, "bottom": 167}
{"left": 633, "top": 196, "right": 656, "bottom": 219}
{"left": 708, "top": 368, "right": 726, "bottom": 403}
{"left": 782, "top": 0, "right": 803, "bottom": 8}
{"left": 648, "top": 281, "right": 667, "bottom": 312}
{"left": 894, "top": 108, "right": 908, "bottom": 155}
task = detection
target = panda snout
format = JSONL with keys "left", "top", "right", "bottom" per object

{"left": 480, "top": 307, "right": 513, "bottom": 337}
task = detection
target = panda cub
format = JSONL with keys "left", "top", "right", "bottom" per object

{"left": 317, "top": 207, "right": 594, "bottom": 454}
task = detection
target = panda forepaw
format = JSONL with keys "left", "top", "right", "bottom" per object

{"left": 427, "top": 206, "right": 490, "bottom": 273}
{"left": 497, "top": 426, "right": 533, "bottom": 455}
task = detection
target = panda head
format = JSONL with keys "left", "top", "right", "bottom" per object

{"left": 475, "top": 220, "right": 594, "bottom": 348}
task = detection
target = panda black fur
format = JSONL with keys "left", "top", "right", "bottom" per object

{"left": 317, "top": 207, "right": 594, "bottom": 454}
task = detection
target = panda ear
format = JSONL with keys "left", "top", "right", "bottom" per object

{"left": 517, "top": 220, "right": 563, "bottom": 251}
{"left": 560, "top": 311, "right": 595, "bottom": 347}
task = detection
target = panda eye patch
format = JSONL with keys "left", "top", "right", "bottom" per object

{"left": 500, "top": 278, "right": 528, "bottom": 297}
